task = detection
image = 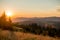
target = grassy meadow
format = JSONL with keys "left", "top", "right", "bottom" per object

{"left": 0, "top": 29, "right": 60, "bottom": 40}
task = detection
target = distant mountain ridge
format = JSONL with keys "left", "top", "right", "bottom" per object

{"left": 12, "top": 17, "right": 60, "bottom": 29}
{"left": 12, "top": 17, "right": 60, "bottom": 22}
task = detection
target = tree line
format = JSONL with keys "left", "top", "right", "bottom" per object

{"left": 15, "top": 23, "right": 60, "bottom": 37}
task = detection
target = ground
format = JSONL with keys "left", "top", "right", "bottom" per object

{"left": 0, "top": 29, "right": 60, "bottom": 40}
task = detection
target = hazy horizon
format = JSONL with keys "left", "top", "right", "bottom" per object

{"left": 0, "top": 0, "right": 60, "bottom": 18}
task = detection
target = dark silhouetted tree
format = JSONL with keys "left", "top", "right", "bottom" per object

{"left": 0, "top": 11, "right": 12, "bottom": 30}
{"left": 0, "top": 11, "right": 7, "bottom": 28}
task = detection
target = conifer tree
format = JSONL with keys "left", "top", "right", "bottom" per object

{"left": 0, "top": 11, "right": 12, "bottom": 30}
{"left": 0, "top": 11, "right": 7, "bottom": 28}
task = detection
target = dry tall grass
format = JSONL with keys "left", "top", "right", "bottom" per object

{"left": 0, "top": 29, "right": 60, "bottom": 40}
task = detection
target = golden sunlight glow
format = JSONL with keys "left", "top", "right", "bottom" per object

{"left": 5, "top": 10, "right": 12, "bottom": 17}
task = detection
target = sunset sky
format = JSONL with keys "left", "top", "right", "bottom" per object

{"left": 0, "top": 0, "right": 60, "bottom": 18}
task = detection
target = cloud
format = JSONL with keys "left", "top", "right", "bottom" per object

{"left": 57, "top": 9, "right": 60, "bottom": 12}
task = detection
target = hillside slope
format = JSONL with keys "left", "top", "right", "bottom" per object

{"left": 0, "top": 29, "right": 60, "bottom": 40}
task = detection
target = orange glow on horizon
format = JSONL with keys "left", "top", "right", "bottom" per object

{"left": 3, "top": 10, "right": 60, "bottom": 18}
{"left": 12, "top": 11, "right": 60, "bottom": 18}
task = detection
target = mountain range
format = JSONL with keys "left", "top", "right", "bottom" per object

{"left": 12, "top": 17, "right": 60, "bottom": 23}
{"left": 12, "top": 17, "right": 60, "bottom": 29}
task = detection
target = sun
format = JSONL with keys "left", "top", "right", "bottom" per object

{"left": 5, "top": 10, "right": 12, "bottom": 17}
